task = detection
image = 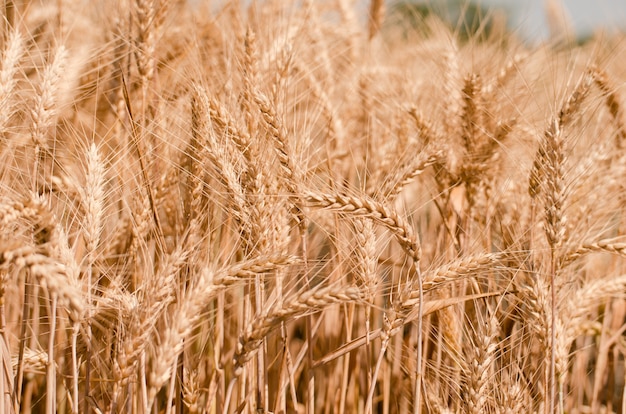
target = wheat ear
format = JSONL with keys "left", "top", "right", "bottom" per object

{"left": 234, "top": 284, "right": 363, "bottom": 373}
{"left": 30, "top": 45, "right": 67, "bottom": 191}
{"left": 462, "top": 310, "right": 499, "bottom": 414}
{"left": 591, "top": 65, "right": 626, "bottom": 146}
{"left": 0, "top": 28, "right": 23, "bottom": 135}
{"left": 305, "top": 191, "right": 421, "bottom": 262}
{"left": 148, "top": 255, "right": 294, "bottom": 406}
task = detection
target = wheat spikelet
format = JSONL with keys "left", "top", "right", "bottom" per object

{"left": 558, "top": 70, "right": 594, "bottom": 128}
{"left": 184, "top": 84, "right": 212, "bottom": 232}
{"left": 148, "top": 254, "right": 294, "bottom": 402}
{"left": 0, "top": 198, "right": 54, "bottom": 231}
{"left": 407, "top": 107, "right": 440, "bottom": 146}
{"left": 482, "top": 53, "right": 526, "bottom": 97}
{"left": 408, "top": 107, "right": 460, "bottom": 195}
{"left": 133, "top": 0, "right": 163, "bottom": 89}
{"left": 30, "top": 43, "right": 67, "bottom": 181}
{"left": 461, "top": 73, "right": 482, "bottom": 152}
{"left": 305, "top": 190, "right": 421, "bottom": 262}
{"left": 81, "top": 142, "right": 106, "bottom": 262}
{"left": 591, "top": 65, "right": 626, "bottom": 146}
{"left": 496, "top": 367, "right": 532, "bottom": 413}
{"left": 254, "top": 89, "right": 301, "bottom": 187}
{"left": 529, "top": 70, "right": 593, "bottom": 200}
{"left": 0, "top": 245, "right": 84, "bottom": 322}
{"left": 562, "top": 237, "right": 626, "bottom": 266}
{"left": 220, "top": 254, "right": 298, "bottom": 281}
{"left": 234, "top": 284, "right": 363, "bottom": 372}
{"left": 182, "top": 369, "right": 200, "bottom": 414}
{"left": 352, "top": 218, "right": 378, "bottom": 298}
{"left": 190, "top": 84, "right": 253, "bottom": 247}
{"left": 462, "top": 312, "right": 499, "bottom": 414}
{"left": 421, "top": 252, "right": 506, "bottom": 292}
{"left": 109, "top": 240, "right": 193, "bottom": 411}
{"left": 376, "top": 147, "right": 442, "bottom": 201}
{"left": 566, "top": 274, "right": 626, "bottom": 328}
{"left": 128, "top": 185, "right": 152, "bottom": 265}
{"left": 242, "top": 26, "right": 259, "bottom": 137}
{"left": 541, "top": 118, "right": 567, "bottom": 250}
{"left": 443, "top": 40, "right": 462, "bottom": 138}
{"left": 11, "top": 348, "right": 48, "bottom": 377}
{"left": 0, "top": 28, "right": 23, "bottom": 135}
{"left": 204, "top": 87, "right": 253, "bottom": 162}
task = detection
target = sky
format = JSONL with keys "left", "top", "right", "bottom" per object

{"left": 479, "top": 0, "right": 626, "bottom": 41}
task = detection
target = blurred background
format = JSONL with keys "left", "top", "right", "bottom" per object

{"left": 387, "top": 0, "right": 626, "bottom": 43}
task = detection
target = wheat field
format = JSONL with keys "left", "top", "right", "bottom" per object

{"left": 1, "top": 0, "right": 626, "bottom": 413}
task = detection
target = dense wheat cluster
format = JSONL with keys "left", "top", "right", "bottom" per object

{"left": 3, "top": 0, "right": 626, "bottom": 412}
